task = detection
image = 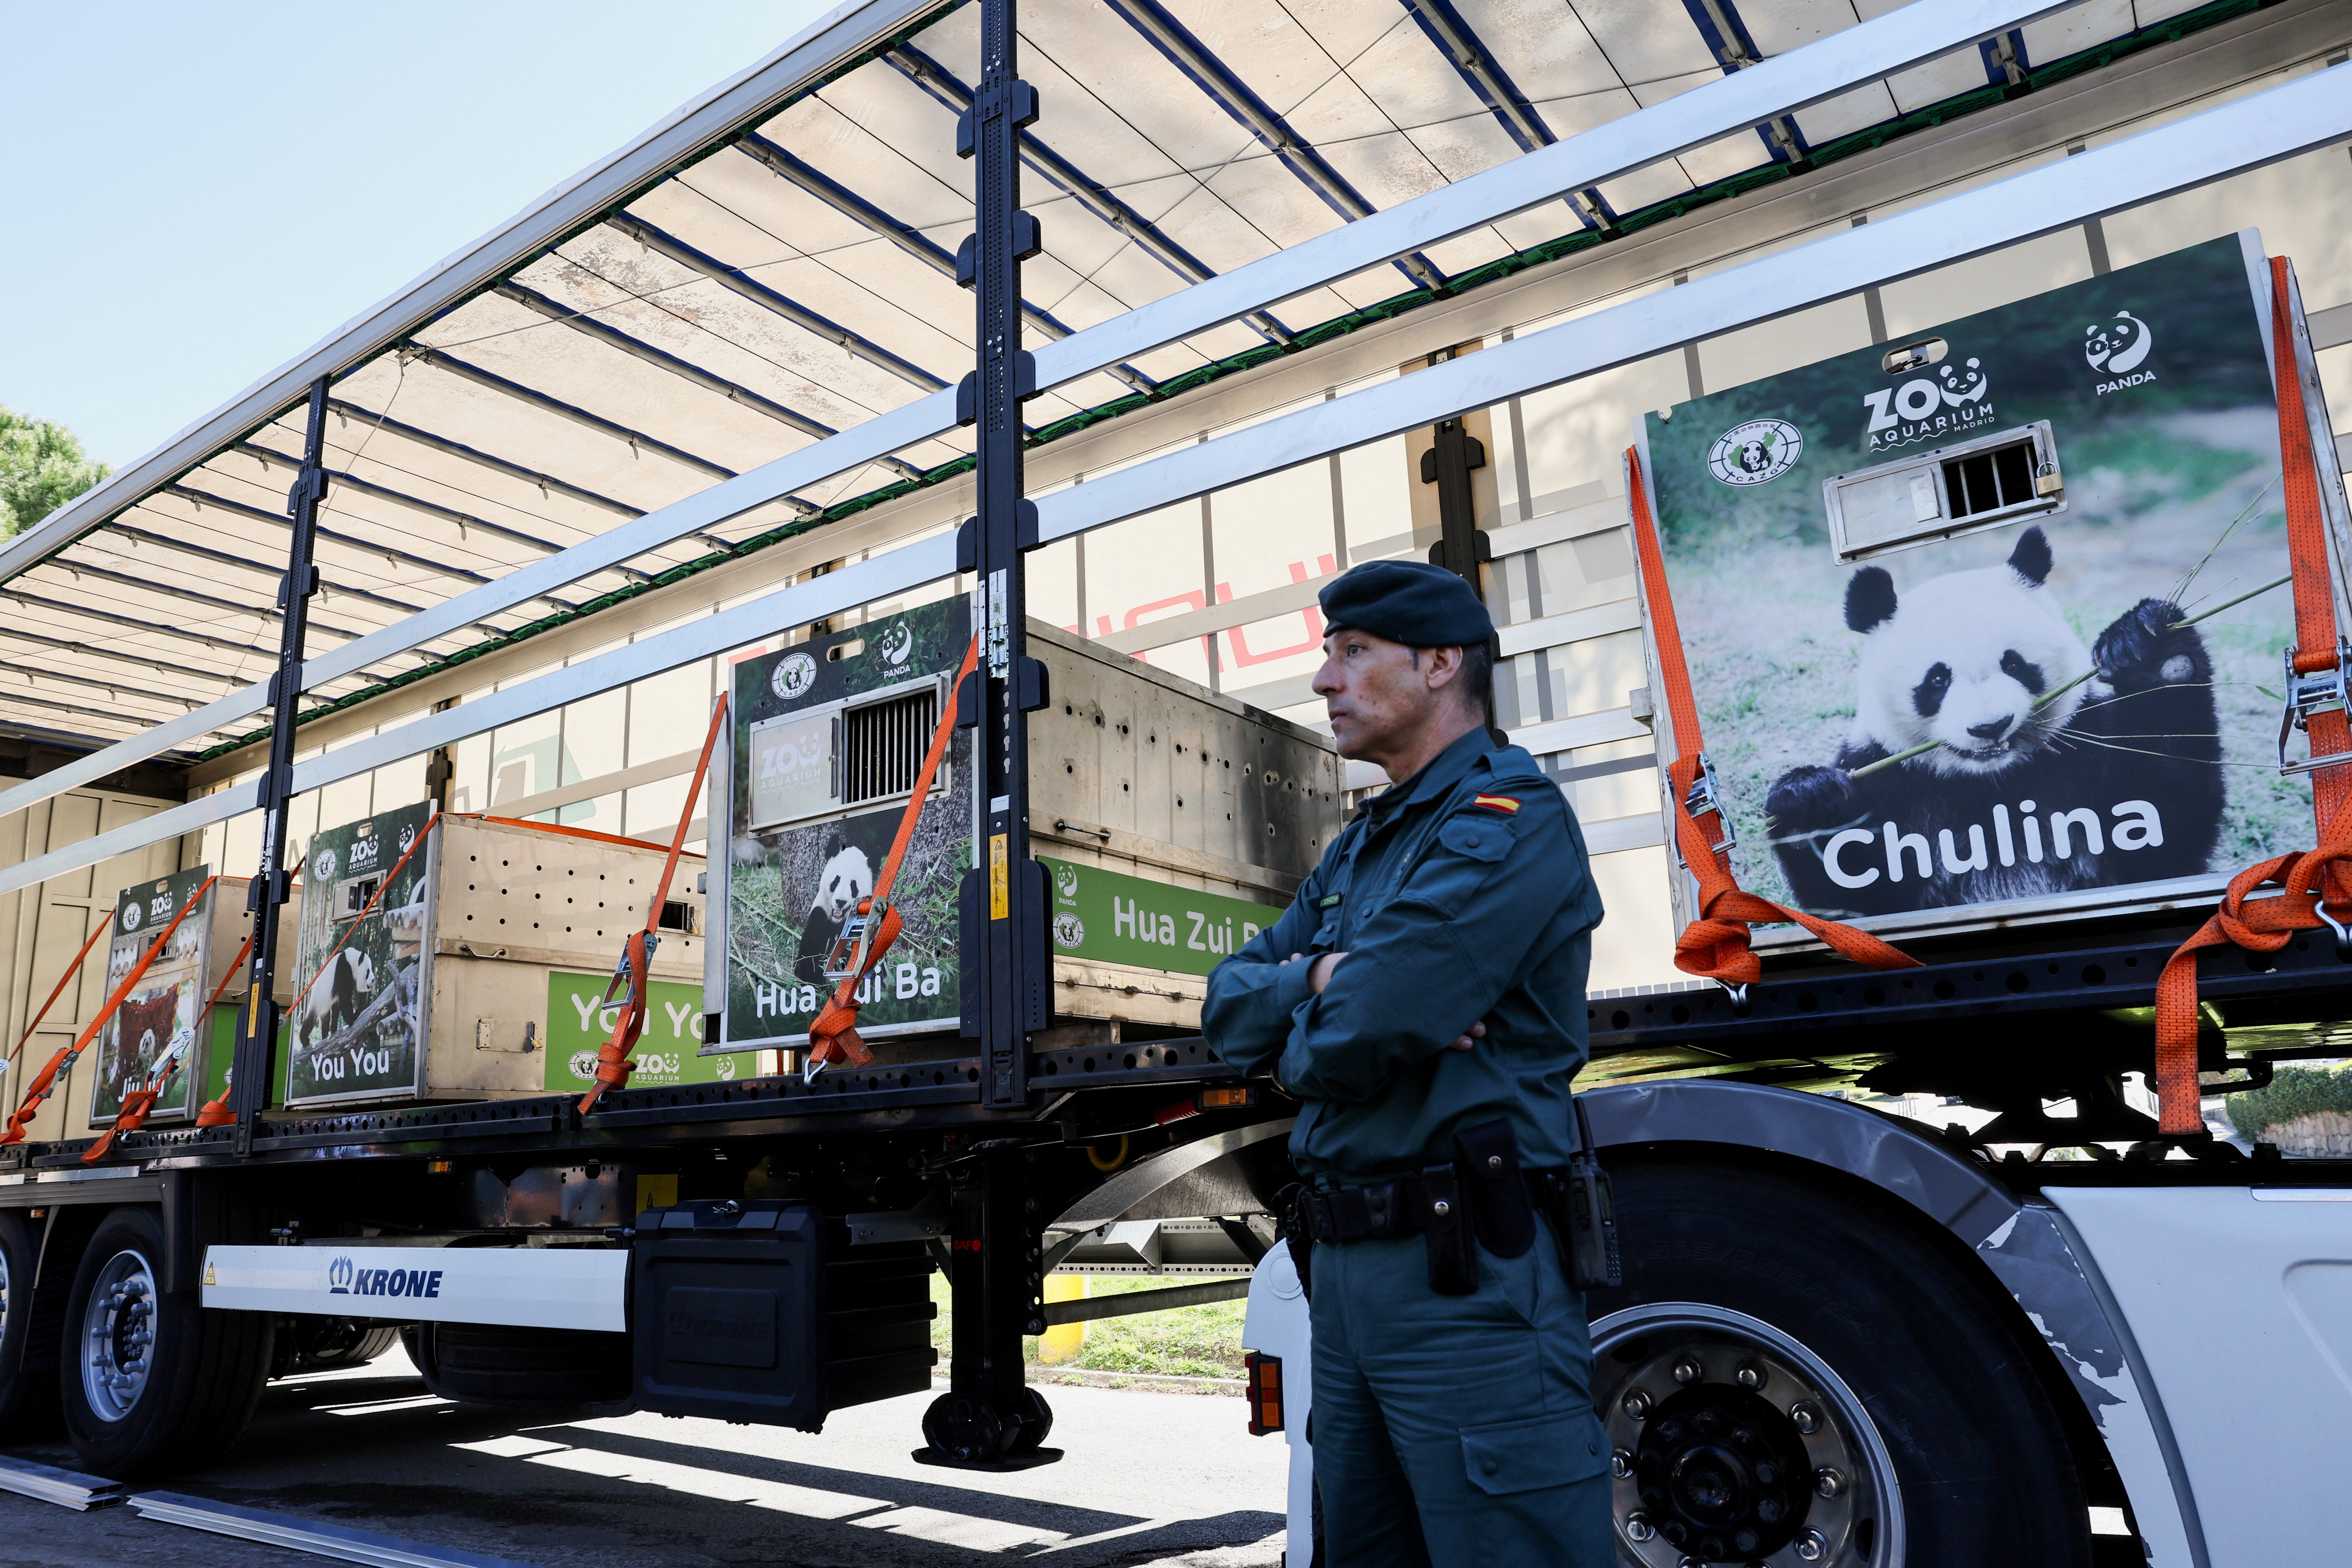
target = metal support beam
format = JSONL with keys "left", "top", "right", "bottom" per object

{"left": 33, "top": 553, "right": 383, "bottom": 648}
{"left": 163, "top": 487, "right": 538, "bottom": 608}
{"left": 407, "top": 347, "right": 738, "bottom": 494}
{"left": 733, "top": 132, "right": 1160, "bottom": 397}
{"left": 923, "top": 0, "right": 1054, "bottom": 1471}
{"left": 230, "top": 378, "right": 330, "bottom": 1155}
{"left": 0, "top": 622, "right": 242, "bottom": 690}
{"left": 1398, "top": 0, "right": 1613, "bottom": 232}
{"left": 0, "top": 586, "right": 282, "bottom": 664}
{"left": 1685, "top": 0, "right": 1810, "bottom": 165}
{"left": 1100, "top": 0, "right": 1449, "bottom": 292}
{"left": 880, "top": 44, "right": 1292, "bottom": 346}
{"left": 97, "top": 523, "right": 434, "bottom": 619}
{"left": 601, "top": 213, "right": 951, "bottom": 393}
{"left": 323, "top": 402, "right": 646, "bottom": 519}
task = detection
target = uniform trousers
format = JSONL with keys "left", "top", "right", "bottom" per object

{"left": 1309, "top": 1221, "right": 1612, "bottom": 1567}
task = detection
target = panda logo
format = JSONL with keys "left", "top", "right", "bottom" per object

{"left": 1763, "top": 525, "right": 2224, "bottom": 917}
{"left": 398, "top": 822, "right": 418, "bottom": 854}
{"left": 2084, "top": 311, "right": 2153, "bottom": 374}
{"left": 772, "top": 652, "right": 818, "bottom": 703}
{"left": 1053, "top": 863, "right": 1079, "bottom": 900}
{"left": 1707, "top": 419, "right": 1804, "bottom": 486}
{"left": 1937, "top": 357, "right": 1989, "bottom": 406}
{"left": 877, "top": 621, "right": 914, "bottom": 668}
{"left": 713, "top": 1055, "right": 736, "bottom": 1081}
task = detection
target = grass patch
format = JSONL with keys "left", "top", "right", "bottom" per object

{"left": 929, "top": 1274, "right": 1249, "bottom": 1382}
{"left": 2225, "top": 1063, "right": 2352, "bottom": 1140}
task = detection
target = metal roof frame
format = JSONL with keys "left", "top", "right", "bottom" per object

{"left": 0, "top": 50, "right": 2340, "bottom": 900}
{"left": 0, "top": 0, "right": 2097, "bottom": 824}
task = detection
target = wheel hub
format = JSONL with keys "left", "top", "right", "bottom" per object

{"left": 80, "top": 1249, "right": 159, "bottom": 1423}
{"left": 1594, "top": 1305, "right": 1902, "bottom": 1567}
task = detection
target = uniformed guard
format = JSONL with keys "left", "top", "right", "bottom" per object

{"left": 1203, "top": 559, "right": 1611, "bottom": 1568}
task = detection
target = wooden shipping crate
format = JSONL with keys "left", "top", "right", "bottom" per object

{"left": 282, "top": 806, "right": 705, "bottom": 1110}
{"left": 713, "top": 601, "right": 1338, "bottom": 1056}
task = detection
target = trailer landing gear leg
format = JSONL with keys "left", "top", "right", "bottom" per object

{"left": 919, "top": 1151, "right": 1057, "bottom": 1470}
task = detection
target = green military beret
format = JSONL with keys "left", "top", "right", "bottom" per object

{"left": 1318, "top": 560, "right": 1494, "bottom": 648}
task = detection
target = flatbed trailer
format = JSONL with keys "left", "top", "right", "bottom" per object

{"left": 3, "top": 1, "right": 2352, "bottom": 1565}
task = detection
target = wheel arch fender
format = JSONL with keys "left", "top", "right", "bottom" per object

{"left": 1580, "top": 1079, "right": 2206, "bottom": 1568}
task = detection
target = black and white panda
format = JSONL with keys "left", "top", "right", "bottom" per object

{"left": 793, "top": 842, "right": 875, "bottom": 984}
{"left": 1764, "top": 526, "right": 2222, "bottom": 917}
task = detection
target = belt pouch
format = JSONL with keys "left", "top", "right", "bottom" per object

{"left": 1280, "top": 1184, "right": 1314, "bottom": 1299}
{"left": 1421, "top": 1164, "right": 1478, "bottom": 1295}
{"left": 1564, "top": 1099, "right": 1622, "bottom": 1290}
{"left": 1454, "top": 1118, "right": 1537, "bottom": 1258}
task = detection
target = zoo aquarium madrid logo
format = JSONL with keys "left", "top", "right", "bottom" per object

{"left": 1708, "top": 419, "right": 1804, "bottom": 485}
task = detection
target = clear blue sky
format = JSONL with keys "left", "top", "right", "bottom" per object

{"left": 1, "top": 1, "right": 826, "bottom": 469}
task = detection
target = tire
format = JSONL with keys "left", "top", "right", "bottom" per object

{"left": 1587, "top": 1156, "right": 2093, "bottom": 1568}
{"left": 0, "top": 1210, "right": 59, "bottom": 1434}
{"left": 412, "top": 1320, "right": 629, "bottom": 1406}
{"left": 272, "top": 1317, "right": 403, "bottom": 1378}
{"left": 59, "top": 1207, "right": 274, "bottom": 1479}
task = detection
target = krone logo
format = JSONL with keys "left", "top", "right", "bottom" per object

{"left": 327, "top": 1255, "right": 355, "bottom": 1294}
{"left": 1052, "top": 911, "right": 1085, "bottom": 949}
{"left": 878, "top": 621, "right": 914, "bottom": 667}
{"left": 2084, "top": 311, "right": 2153, "bottom": 374}
{"left": 772, "top": 652, "right": 818, "bottom": 702}
{"left": 1707, "top": 419, "right": 1804, "bottom": 486}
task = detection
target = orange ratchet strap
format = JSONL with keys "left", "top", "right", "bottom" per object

{"left": 88, "top": 932, "right": 252, "bottom": 1161}
{"left": 805, "top": 635, "right": 980, "bottom": 1080}
{"left": 1624, "top": 448, "right": 1919, "bottom": 998}
{"left": 577, "top": 694, "right": 730, "bottom": 1115}
{"left": 2151, "top": 256, "right": 2351, "bottom": 1134}
{"left": 2, "top": 874, "right": 219, "bottom": 1147}
{"left": 6, "top": 913, "right": 109, "bottom": 1066}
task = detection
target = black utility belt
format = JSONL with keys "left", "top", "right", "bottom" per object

{"left": 1297, "top": 1169, "right": 1565, "bottom": 1244}
{"left": 1280, "top": 1116, "right": 1621, "bottom": 1297}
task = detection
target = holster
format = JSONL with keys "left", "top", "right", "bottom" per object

{"left": 1280, "top": 1183, "right": 1314, "bottom": 1300}
{"left": 1420, "top": 1163, "right": 1478, "bottom": 1295}
{"left": 1557, "top": 1097, "right": 1622, "bottom": 1290}
{"left": 1454, "top": 1118, "right": 1538, "bottom": 1258}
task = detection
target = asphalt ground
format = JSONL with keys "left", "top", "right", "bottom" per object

{"left": 1, "top": 1349, "right": 1288, "bottom": 1568}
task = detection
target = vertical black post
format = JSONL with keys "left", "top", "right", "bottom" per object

{"left": 228, "top": 376, "right": 330, "bottom": 1155}
{"left": 925, "top": 0, "right": 1056, "bottom": 1470}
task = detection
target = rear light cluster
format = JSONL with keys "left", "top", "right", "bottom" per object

{"left": 1244, "top": 1350, "right": 1284, "bottom": 1435}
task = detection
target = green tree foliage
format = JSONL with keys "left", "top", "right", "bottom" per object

{"left": 2225, "top": 1064, "right": 2352, "bottom": 1140}
{"left": 0, "top": 404, "right": 110, "bottom": 536}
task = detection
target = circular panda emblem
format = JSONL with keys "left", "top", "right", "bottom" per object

{"left": 772, "top": 652, "right": 818, "bottom": 703}
{"left": 1052, "top": 912, "right": 1085, "bottom": 949}
{"left": 314, "top": 847, "right": 338, "bottom": 883}
{"left": 120, "top": 902, "right": 142, "bottom": 933}
{"left": 568, "top": 1049, "right": 600, "bottom": 1084}
{"left": 877, "top": 621, "right": 914, "bottom": 668}
{"left": 713, "top": 1055, "right": 736, "bottom": 1081}
{"left": 1708, "top": 419, "right": 1804, "bottom": 486}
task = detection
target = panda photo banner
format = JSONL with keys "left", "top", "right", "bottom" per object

{"left": 89, "top": 866, "right": 213, "bottom": 1129}
{"left": 1640, "top": 232, "right": 2305, "bottom": 934}
{"left": 285, "top": 801, "right": 437, "bottom": 1107}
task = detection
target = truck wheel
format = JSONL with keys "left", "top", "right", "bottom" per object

{"left": 0, "top": 1211, "right": 58, "bottom": 1433}
{"left": 412, "top": 1321, "right": 629, "bottom": 1406}
{"left": 59, "top": 1207, "right": 274, "bottom": 1479}
{"left": 1589, "top": 1157, "right": 2092, "bottom": 1568}
{"left": 272, "top": 1317, "right": 402, "bottom": 1377}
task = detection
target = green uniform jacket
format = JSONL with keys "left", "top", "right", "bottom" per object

{"left": 1203, "top": 728, "right": 1604, "bottom": 1185}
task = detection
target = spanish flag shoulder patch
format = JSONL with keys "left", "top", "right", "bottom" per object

{"left": 1472, "top": 794, "right": 1520, "bottom": 815}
